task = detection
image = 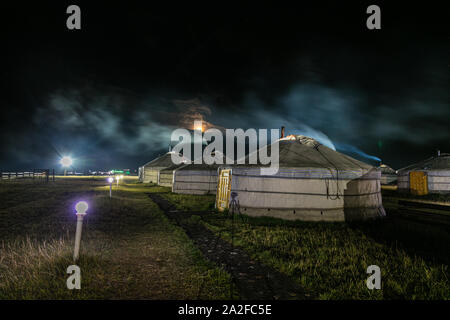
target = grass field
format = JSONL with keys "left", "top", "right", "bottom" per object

{"left": 1, "top": 178, "right": 449, "bottom": 300}
{"left": 162, "top": 192, "right": 216, "bottom": 212}
{"left": 382, "top": 188, "right": 450, "bottom": 204}
{"left": 165, "top": 192, "right": 450, "bottom": 300}
{"left": 0, "top": 177, "right": 232, "bottom": 299}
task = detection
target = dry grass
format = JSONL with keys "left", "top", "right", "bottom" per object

{"left": 0, "top": 179, "right": 232, "bottom": 299}
{"left": 161, "top": 193, "right": 216, "bottom": 211}
{"left": 203, "top": 216, "right": 450, "bottom": 299}
{"left": 0, "top": 237, "right": 71, "bottom": 291}
{"left": 167, "top": 192, "right": 450, "bottom": 299}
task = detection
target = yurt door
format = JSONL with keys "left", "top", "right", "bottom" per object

{"left": 409, "top": 171, "right": 428, "bottom": 195}
{"left": 216, "top": 169, "right": 232, "bottom": 211}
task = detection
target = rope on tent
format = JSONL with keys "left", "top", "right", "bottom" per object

{"left": 314, "top": 144, "right": 342, "bottom": 200}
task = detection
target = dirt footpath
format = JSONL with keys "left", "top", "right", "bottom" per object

{"left": 147, "top": 193, "right": 307, "bottom": 300}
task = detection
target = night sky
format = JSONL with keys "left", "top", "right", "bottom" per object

{"left": 1, "top": 2, "right": 448, "bottom": 172}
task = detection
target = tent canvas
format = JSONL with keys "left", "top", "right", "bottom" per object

{"left": 172, "top": 152, "right": 232, "bottom": 195}
{"left": 139, "top": 152, "right": 189, "bottom": 183}
{"left": 158, "top": 163, "right": 186, "bottom": 187}
{"left": 217, "top": 135, "right": 385, "bottom": 221}
{"left": 379, "top": 164, "right": 397, "bottom": 185}
{"left": 397, "top": 153, "right": 450, "bottom": 193}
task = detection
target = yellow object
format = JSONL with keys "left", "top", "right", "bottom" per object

{"left": 409, "top": 171, "right": 428, "bottom": 195}
{"left": 216, "top": 169, "right": 232, "bottom": 211}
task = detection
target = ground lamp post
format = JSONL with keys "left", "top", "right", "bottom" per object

{"left": 73, "top": 201, "right": 88, "bottom": 262}
{"left": 60, "top": 156, "right": 73, "bottom": 176}
{"left": 107, "top": 177, "right": 114, "bottom": 198}
{"left": 116, "top": 175, "right": 120, "bottom": 188}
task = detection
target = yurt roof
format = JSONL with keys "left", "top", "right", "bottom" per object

{"left": 398, "top": 153, "right": 450, "bottom": 173}
{"left": 176, "top": 151, "right": 233, "bottom": 171}
{"left": 160, "top": 163, "right": 188, "bottom": 172}
{"left": 142, "top": 151, "right": 190, "bottom": 168}
{"left": 232, "top": 135, "right": 373, "bottom": 170}
{"left": 379, "top": 164, "right": 396, "bottom": 174}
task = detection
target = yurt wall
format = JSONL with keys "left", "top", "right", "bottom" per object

{"left": 379, "top": 164, "right": 397, "bottom": 185}
{"left": 140, "top": 152, "right": 189, "bottom": 184}
{"left": 216, "top": 135, "right": 385, "bottom": 222}
{"left": 172, "top": 163, "right": 219, "bottom": 194}
{"left": 397, "top": 153, "right": 450, "bottom": 194}
{"left": 158, "top": 164, "right": 185, "bottom": 187}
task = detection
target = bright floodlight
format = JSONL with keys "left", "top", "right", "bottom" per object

{"left": 120, "top": 175, "right": 124, "bottom": 179}
{"left": 60, "top": 156, "right": 73, "bottom": 167}
{"left": 115, "top": 176, "right": 119, "bottom": 181}
{"left": 75, "top": 201, "right": 88, "bottom": 214}
{"left": 107, "top": 177, "right": 114, "bottom": 183}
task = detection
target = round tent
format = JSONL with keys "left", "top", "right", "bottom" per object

{"left": 379, "top": 164, "right": 397, "bottom": 185}
{"left": 139, "top": 152, "right": 189, "bottom": 184}
{"left": 397, "top": 152, "right": 450, "bottom": 193}
{"left": 158, "top": 163, "right": 187, "bottom": 187}
{"left": 217, "top": 135, "right": 385, "bottom": 221}
{"left": 172, "top": 152, "right": 231, "bottom": 195}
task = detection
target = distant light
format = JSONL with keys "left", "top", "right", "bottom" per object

{"left": 75, "top": 201, "right": 88, "bottom": 215}
{"left": 107, "top": 177, "right": 114, "bottom": 183}
{"left": 120, "top": 175, "right": 124, "bottom": 179}
{"left": 60, "top": 156, "right": 73, "bottom": 167}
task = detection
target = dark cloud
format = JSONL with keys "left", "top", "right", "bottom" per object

{"left": 0, "top": 2, "right": 448, "bottom": 171}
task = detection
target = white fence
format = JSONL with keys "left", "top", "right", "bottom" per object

{"left": 0, "top": 170, "right": 54, "bottom": 182}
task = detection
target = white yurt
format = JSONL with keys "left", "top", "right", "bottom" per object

{"left": 397, "top": 152, "right": 450, "bottom": 194}
{"left": 158, "top": 163, "right": 186, "bottom": 187}
{"left": 379, "top": 164, "right": 397, "bottom": 185}
{"left": 139, "top": 151, "right": 189, "bottom": 183}
{"left": 216, "top": 135, "right": 385, "bottom": 221}
{"left": 172, "top": 152, "right": 231, "bottom": 195}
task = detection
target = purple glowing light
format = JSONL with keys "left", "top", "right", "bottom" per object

{"left": 75, "top": 201, "right": 88, "bottom": 214}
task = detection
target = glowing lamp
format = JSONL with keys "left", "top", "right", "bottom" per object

{"left": 75, "top": 201, "right": 88, "bottom": 215}
{"left": 60, "top": 156, "right": 73, "bottom": 167}
{"left": 73, "top": 200, "right": 88, "bottom": 262}
{"left": 107, "top": 177, "right": 113, "bottom": 198}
